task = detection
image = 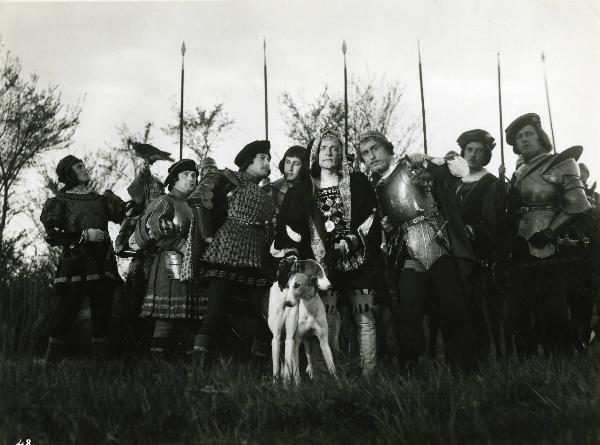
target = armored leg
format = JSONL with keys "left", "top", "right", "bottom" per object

{"left": 321, "top": 290, "right": 340, "bottom": 353}
{"left": 350, "top": 289, "right": 376, "bottom": 375}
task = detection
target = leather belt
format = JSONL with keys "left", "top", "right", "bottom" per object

{"left": 518, "top": 205, "right": 559, "bottom": 214}
{"left": 400, "top": 212, "right": 440, "bottom": 232}
{"left": 229, "top": 216, "right": 272, "bottom": 227}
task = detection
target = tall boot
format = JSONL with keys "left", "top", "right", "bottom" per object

{"left": 321, "top": 290, "right": 340, "bottom": 353}
{"left": 351, "top": 291, "right": 377, "bottom": 375}
{"left": 191, "top": 334, "right": 212, "bottom": 369}
{"left": 45, "top": 337, "right": 65, "bottom": 363}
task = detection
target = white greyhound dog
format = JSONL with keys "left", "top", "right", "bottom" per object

{"left": 268, "top": 259, "right": 337, "bottom": 384}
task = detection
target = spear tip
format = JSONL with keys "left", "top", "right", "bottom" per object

{"left": 342, "top": 40, "right": 347, "bottom": 54}
{"left": 181, "top": 41, "right": 186, "bottom": 56}
{"left": 263, "top": 37, "right": 266, "bottom": 50}
{"left": 541, "top": 51, "right": 545, "bottom": 62}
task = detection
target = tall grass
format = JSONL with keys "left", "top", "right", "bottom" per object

{"left": 2, "top": 262, "right": 600, "bottom": 444}
{"left": 1, "top": 355, "right": 600, "bottom": 444}
{"left": 0, "top": 264, "right": 53, "bottom": 358}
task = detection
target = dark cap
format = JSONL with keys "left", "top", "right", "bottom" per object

{"left": 56, "top": 155, "right": 83, "bottom": 183}
{"left": 356, "top": 130, "right": 394, "bottom": 162}
{"left": 505, "top": 113, "right": 553, "bottom": 154}
{"left": 234, "top": 140, "right": 271, "bottom": 168}
{"left": 164, "top": 159, "right": 198, "bottom": 189}
{"left": 456, "top": 129, "right": 496, "bottom": 150}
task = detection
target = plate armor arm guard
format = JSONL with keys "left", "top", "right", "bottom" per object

{"left": 543, "top": 158, "right": 592, "bottom": 232}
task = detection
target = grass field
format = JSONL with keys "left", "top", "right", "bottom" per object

{"left": 2, "top": 352, "right": 600, "bottom": 445}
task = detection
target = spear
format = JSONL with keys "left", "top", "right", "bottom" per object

{"left": 263, "top": 38, "right": 269, "bottom": 141}
{"left": 541, "top": 52, "right": 557, "bottom": 154}
{"left": 179, "top": 41, "right": 186, "bottom": 160}
{"left": 418, "top": 40, "right": 428, "bottom": 155}
{"left": 497, "top": 53, "right": 505, "bottom": 170}
{"left": 342, "top": 40, "right": 349, "bottom": 160}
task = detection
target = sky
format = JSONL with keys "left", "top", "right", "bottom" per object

{"left": 1, "top": 0, "right": 600, "bottom": 237}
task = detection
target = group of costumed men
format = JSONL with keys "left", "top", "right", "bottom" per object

{"left": 40, "top": 112, "right": 600, "bottom": 374}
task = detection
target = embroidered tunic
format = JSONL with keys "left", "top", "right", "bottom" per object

{"left": 40, "top": 191, "right": 126, "bottom": 285}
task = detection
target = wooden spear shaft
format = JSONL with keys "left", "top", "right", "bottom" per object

{"left": 342, "top": 40, "right": 349, "bottom": 158}
{"left": 418, "top": 40, "right": 428, "bottom": 155}
{"left": 179, "top": 41, "right": 186, "bottom": 160}
{"left": 263, "top": 38, "right": 269, "bottom": 141}
{"left": 497, "top": 53, "right": 505, "bottom": 168}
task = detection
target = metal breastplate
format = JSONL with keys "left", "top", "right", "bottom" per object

{"left": 165, "top": 195, "right": 193, "bottom": 280}
{"left": 377, "top": 160, "right": 438, "bottom": 225}
{"left": 171, "top": 196, "right": 193, "bottom": 239}
{"left": 403, "top": 218, "right": 449, "bottom": 270}
{"left": 515, "top": 162, "right": 561, "bottom": 258}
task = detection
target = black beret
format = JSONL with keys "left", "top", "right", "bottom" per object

{"left": 456, "top": 129, "right": 496, "bottom": 150}
{"left": 278, "top": 145, "right": 307, "bottom": 173}
{"left": 505, "top": 113, "right": 543, "bottom": 147}
{"left": 56, "top": 155, "right": 83, "bottom": 183}
{"left": 234, "top": 140, "right": 271, "bottom": 168}
{"left": 505, "top": 113, "right": 553, "bottom": 154}
{"left": 164, "top": 159, "right": 198, "bottom": 188}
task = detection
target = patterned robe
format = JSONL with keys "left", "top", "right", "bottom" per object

{"left": 198, "top": 170, "right": 277, "bottom": 287}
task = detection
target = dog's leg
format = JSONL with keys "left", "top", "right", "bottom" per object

{"left": 283, "top": 306, "right": 299, "bottom": 384}
{"left": 303, "top": 338, "right": 314, "bottom": 379}
{"left": 293, "top": 336, "right": 301, "bottom": 385}
{"left": 318, "top": 333, "right": 338, "bottom": 380}
{"left": 271, "top": 333, "right": 281, "bottom": 380}
{"left": 269, "top": 286, "right": 288, "bottom": 381}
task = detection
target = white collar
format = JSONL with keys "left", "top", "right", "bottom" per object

{"left": 461, "top": 168, "right": 489, "bottom": 183}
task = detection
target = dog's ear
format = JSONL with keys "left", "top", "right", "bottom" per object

{"left": 311, "top": 260, "right": 332, "bottom": 291}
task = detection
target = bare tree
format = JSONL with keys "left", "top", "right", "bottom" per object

{"left": 21, "top": 122, "right": 157, "bottom": 259}
{"left": 280, "top": 77, "right": 417, "bottom": 159}
{"left": 0, "top": 43, "right": 81, "bottom": 249}
{"left": 163, "top": 103, "right": 234, "bottom": 162}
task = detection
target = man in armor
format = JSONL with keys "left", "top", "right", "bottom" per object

{"left": 114, "top": 148, "right": 169, "bottom": 353}
{"left": 136, "top": 159, "right": 203, "bottom": 359}
{"left": 359, "top": 131, "right": 478, "bottom": 369}
{"left": 356, "top": 131, "right": 399, "bottom": 360}
{"left": 505, "top": 113, "right": 591, "bottom": 356}
{"left": 184, "top": 140, "right": 277, "bottom": 365}
{"left": 451, "top": 129, "right": 506, "bottom": 360}
{"left": 40, "top": 155, "right": 130, "bottom": 362}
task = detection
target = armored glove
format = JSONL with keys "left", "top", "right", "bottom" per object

{"left": 528, "top": 228, "right": 557, "bottom": 248}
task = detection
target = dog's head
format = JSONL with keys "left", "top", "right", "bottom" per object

{"left": 284, "top": 259, "right": 331, "bottom": 307}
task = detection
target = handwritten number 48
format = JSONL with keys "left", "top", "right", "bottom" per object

{"left": 16, "top": 440, "right": 32, "bottom": 445}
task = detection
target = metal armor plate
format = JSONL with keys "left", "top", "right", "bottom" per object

{"left": 165, "top": 250, "right": 183, "bottom": 279}
{"left": 517, "top": 209, "right": 557, "bottom": 258}
{"left": 377, "top": 160, "right": 438, "bottom": 225}
{"left": 403, "top": 219, "right": 449, "bottom": 270}
{"left": 516, "top": 159, "right": 560, "bottom": 258}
